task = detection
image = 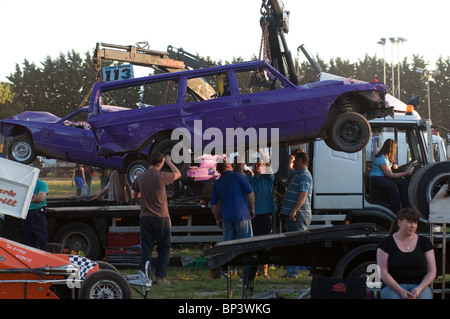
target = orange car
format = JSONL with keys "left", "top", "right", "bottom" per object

{"left": 0, "top": 237, "right": 137, "bottom": 299}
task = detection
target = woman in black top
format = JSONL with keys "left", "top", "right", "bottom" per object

{"left": 377, "top": 208, "right": 436, "bottom": 299}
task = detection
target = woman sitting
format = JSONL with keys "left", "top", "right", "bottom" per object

{"left": 377, "top": 208, "right": 436, "bottom": 299}
{"left": 370, "top": 138, "right": 412, "bottom": 213}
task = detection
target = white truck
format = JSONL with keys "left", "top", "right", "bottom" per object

{"left": 304, "top": 93, "right": 449, "bottom": 230}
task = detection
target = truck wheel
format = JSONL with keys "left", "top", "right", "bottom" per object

{"left": 8, "top": 135, "right": 37, "bottom": 164}
{"left": 334, "top": 244, "right": 377, "bottom": 279}
{"left": 79, "top": 269, "right": 131, "bottom": 299}
{"left": 408, "top": 162, "right": 450, "bottom": 218}
{"left": 126, "top": 159, "right": 149, "bottom": 185}
{"left": 54, "top": 222, "right": 101, "bottom": 260}
{"left": 151, "top": 139, "right": 190, "bottom": 173}
{"left": 330, "top": 112, "right": 371, "bottom": 153}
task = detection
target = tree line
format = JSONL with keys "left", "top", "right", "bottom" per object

{"left": 1, "top": 49, "right": 449, "bottom": 138}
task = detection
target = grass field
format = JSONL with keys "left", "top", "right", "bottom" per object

{"left": 43, "top": 177, "right": 102, "bottom": 197}
{"left": 42, "top": 177, "right": 312, "bottom": 299}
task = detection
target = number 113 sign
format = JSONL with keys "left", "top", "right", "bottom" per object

{"left": 102, "top": 64, "right": 134, "bottom": 82}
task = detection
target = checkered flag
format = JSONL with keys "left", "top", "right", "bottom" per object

{"left": 69, "top": 255, "right": 97, "bottom": 280}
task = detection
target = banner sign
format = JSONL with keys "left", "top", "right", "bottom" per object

{"left": 102, "top": 64, "right": 134, "bottom": 82}
{"left": 0, "top": 157, "right": 39, "bottom": 219}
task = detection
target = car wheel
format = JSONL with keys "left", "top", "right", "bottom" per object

{"left": 408, "top": 162, "right": 450, "bottom": 218}
{"left": 151, "top": 139, "right": 190, "bottom": 173}
{"left": 126, "top": 159, "right": 149, "bottom": 185}
{"left": 78, "top": 269, "right": 131, "bottom": 299}
{"left": 8, "top": 135, "right": 37, "bottom": 164}
{"left": 330, "top": 112, "right": 371, "bottom": 153}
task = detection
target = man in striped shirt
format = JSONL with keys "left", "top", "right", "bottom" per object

{"left": 280, "top": 152, "right": 313, "bottom": 278}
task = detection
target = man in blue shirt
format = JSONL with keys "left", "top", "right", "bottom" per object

{"left": 210, "top": 160, "right": 255, "bottom": 241}
{"left": 22, "top": 179, "right": 48, "bottom": 250}
{"left": 280, "top": 152, "right": 313, "bottom": 278}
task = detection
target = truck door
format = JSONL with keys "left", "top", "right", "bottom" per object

{"left": 312, "top": 140, "right": 364, "bottom": 209}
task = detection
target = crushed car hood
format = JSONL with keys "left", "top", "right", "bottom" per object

{"left": 6, "top": 111, "right": 61, "bottom": 123}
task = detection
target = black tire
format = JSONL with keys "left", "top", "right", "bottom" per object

{"left": 95, "top": 261, "right": 120, "bottom": 272}
{"left": 334, "top": 244, "right": 377, "bottom": 279}
{"left": 151, "top": 139, "right": 190, "bottom": 173}
{"left": 408, "top": 164, "right": 432, "bottom": 215}
{"left": 330, "top": 112, "right": 371, "bottom": 153}
{"left": 78, "top": 269, "right": 131, "bottom": 299}
{"left": 8, "top": 135, "right": 37, "bottom": 164}
{"left": 408, "top": 162, "right": 450, "bottom": 218}
{"left": 54, "top": 222, "right": 102, "bottom": 260}
{"left": 126, "top": 159, "right": 149, "bottom": 185}
{"left": 324, "top": 137, "right": 342, "bottom": 152}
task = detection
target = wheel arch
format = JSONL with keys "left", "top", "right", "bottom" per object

{"left": 334, "top": 243, "right": 378, "bottom": 279}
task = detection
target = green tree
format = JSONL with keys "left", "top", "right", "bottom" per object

{"left": 7, "top": 50, "right": 97, "bottom": 118}
{"left": 0, "top": 82, "right": 19, "bottom": 119}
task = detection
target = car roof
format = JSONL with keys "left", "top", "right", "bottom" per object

{"left": 91, "top": 60, "right": 290, "bottom": 91}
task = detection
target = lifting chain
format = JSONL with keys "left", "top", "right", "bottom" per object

{"left": 259, "top": 0, "right": 271, "bottom": 63}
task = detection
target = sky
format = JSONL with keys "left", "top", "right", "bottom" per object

{"left": 1, "top": 0, "right": 448, "bottom": 83}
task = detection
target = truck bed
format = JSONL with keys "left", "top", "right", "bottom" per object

{"left": 204, "top": 223, "right": 383, "bottom": 270}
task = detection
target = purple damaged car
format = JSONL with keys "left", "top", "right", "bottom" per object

{"left": 87, "top": 60, "right": 392, "bottom": 166}
{"left": 0, "top": 106, "right": 150, "bottom": 182}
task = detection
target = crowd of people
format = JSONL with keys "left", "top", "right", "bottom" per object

{"left": 0, "top": 138, "right": 437, "bottom": 298}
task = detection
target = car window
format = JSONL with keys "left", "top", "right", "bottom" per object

{"left": 63, "top": 109, "right": 91, "bottom": 130}
{"left": 100, "top": 78, "right": 179, "bottom": 110}
{"left": 185, "top": 72, "right": 230, "bottom": 103}
{"left": 235, "top": 67, "right": 285, "bottom": 95}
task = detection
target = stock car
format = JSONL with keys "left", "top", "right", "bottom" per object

{"left": 0, "top": 106, "right": 150, "bottom": 183}
{"left": 86, "top": 60, "right": 393, "bottom": 167}
{"left": 0, "top": 237, "right": 152, "bottom": 299}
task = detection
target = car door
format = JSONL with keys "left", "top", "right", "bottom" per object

{"left": 180, "top": 71, "right": 239, "bottom": 156}
{"left": 48, "top": 108, "right": 98, "bottom": 161}
{"left": 233, "top": 66, "right": 309, "bottom": 143}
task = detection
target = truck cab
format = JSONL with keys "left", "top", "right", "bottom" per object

{"left": 310, "top": 96, "right": 448, "bottom": 230}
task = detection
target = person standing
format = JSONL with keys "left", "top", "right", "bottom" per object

{"left": 245, "top": 151, "right": 276, "bottom": 278}
{"left": 72, "top": 163, "right": 86, "bottom": 197}
{"left": 84, "top": 166, "right": 93, "bottom": 195}
{"left": 0, "top": 213, "right": 4, "bottom": 237}
{"left": 22, "top": 178, "right": 48, "bottom": 250}
{"left": 280, "top": 152, "right": 313, "bottom": 278}
{"left": 377, "top": 208, "right": 436, "bottom": 299}
{"left": 210, "top": 160, "right": 255, "bottom": 241}
{"left": 132, "top": 153, "right": 181, "bottom": 285}
{"left": 91, "top": 170, "right": 132, "bottom": 204}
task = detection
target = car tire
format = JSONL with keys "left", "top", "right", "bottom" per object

{"left": 408, "top": 162, "right": 450, "bottom": 218}
{"left": 126, "top": 159, "right": 149, "bottom": 185}
{"left": 78, "top": 269, "right": 131, "bottom": 299}
{"left": 8, "top": 135, "right": 37, "bottom": 164}
{"left": 330, "top": 112, "right": 371, "bottom": 153}
{"left": 151, "top": 139, "right": 190, "bottom": 173}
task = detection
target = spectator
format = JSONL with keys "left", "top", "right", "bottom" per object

{"left": 72, "top": 163, "right": 86, "bottom": 196}
{"left": 246, "top": 150, "right": 276, "bottom": 277}
{"left": 22, "top": 178, "right": 48, "bottom": 250}
{"left": 280, "top": 152, "right": 313, "bottom": 278}
{"left": 377, "top": 208, "right": 436, "bottom": 299}
{"left": 84, "top": 166, "right": 93, "bottom": 195}
{"left": 0, "top": 213, "right": 4, "bottom": 237}
{"left": 132, "top": 153, "right": 181, "bottom": 285}
{"left": 210, "top": 160, "right": 255, "bottom": 241}
{"left": 91, "top": 170, "right": 131, "bottom": 204}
